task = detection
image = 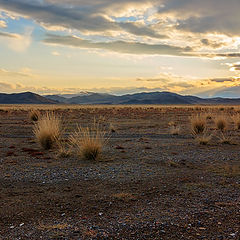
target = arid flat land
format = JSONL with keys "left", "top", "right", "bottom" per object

{"left": 0, "top": 105, "right": 239, "bottom": 239}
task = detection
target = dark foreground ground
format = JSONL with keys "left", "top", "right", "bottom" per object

{"left": 0, "top": 105, "right": 239, "bottom": 239}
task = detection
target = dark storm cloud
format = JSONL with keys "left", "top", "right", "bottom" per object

{"left": 0, "top": 0, "right": 117, "bottom": 32}
{"left": 0, "top": 0, "right": 167, "bottom": 39}
{"left": 1, "top": 0, "right": 239, "bottom": 37}
{"left": 118, "top": 22, "right": 167, "bottom": 39}
{"left": 158, "top": 0, "right": 240, "bottom": 35}
{"left": 43, "top": 34, "right": 192, "bottom": 56}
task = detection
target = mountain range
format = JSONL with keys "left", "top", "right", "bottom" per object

{"left": 1, "top": 91, "right": 240, "bottom": 104}
{"left": 45, "top": 91, "right": 240, "bottom": 105}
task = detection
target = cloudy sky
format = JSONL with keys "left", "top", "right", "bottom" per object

{"left": 0, "top": 0, "right": 240, "bottom": 97}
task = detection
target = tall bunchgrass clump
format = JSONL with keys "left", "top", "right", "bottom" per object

{"left": 69, "top": 120, "right": 108, "bottom": 160}
{"left": 190, "top": 114, "right": 206, "bottom": 135}
{"left": 190, "top": 114, "right": 212, "bottom": 145}
{"left": 214, "top": 115, "right": 228, "bottom": 132}
{"left": 33, "top": 111, "right": 61, "bottom": 150}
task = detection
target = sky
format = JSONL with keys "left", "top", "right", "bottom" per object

{"left": 0, "top": 0, "right": 240, "bottom": 97}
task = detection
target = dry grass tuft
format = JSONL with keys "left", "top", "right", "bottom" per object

{"left": 195, "top": 133, "right": 212, "bottom": 145}
{"left": 33, "top": 111, "right": 61, "bottom": 150}
{"left": 70, "top": 120, "right": 108, "bottom": 160}
{"left": 109, "top": 122, "right": 116, "bottom": 133}
{"left": 169, "top": 125, "right": 180, "bottom": 135}
{"left": 217, "top": 132, "right": 232, "bottom": 144}
{"left": 214, "top": 115, "right": 228, "bottom": 132}
{"left": 112, "top": 192, "right": 135, "bottom": 201}
{"left": 231, "top": 113, "right": 240, "bottom": 130}
{"left": 209, "top": 164, "right": 240, "bottom": 177}
{"left": 38, "top": 223, "right": 69, "bottom": 231}
{"left": 29, "top": 109, "right": 40, "bottom": 121}
{"left": 56, "top": 140, "right": 72, "bottom": 158}
{"left": 168, "top": 121, "right": 175, "bottom": 127}
{"left": 190, "top": 114, "right": 206, "bottom": 135}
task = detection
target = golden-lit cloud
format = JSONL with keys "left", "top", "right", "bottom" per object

{"left": 0, "top": 31, "right": 17, "bottom": 38}
{"left": 51, "top": 51, "right": 60, "bottom": 56}
{"left": 0, "top": 19, "right": 6, "bottom": 27}
{"left": 0, "top": 68, "right": 33, "bottom": 78}
{"left": 226, "top": 62, "right": 240, "bottom": 72}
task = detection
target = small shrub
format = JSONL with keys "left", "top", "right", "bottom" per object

{"left": 215, "top": 115, "right": 227, "bottom": 132}
{"left": 70, "top": 120, "right": 108, "bottom": 160}
{"left": 29, "top": 109, "right": 40, "bottom": 121}
{"left": 190, "top": 114, "right": 206, "bottom": 135}
{"left": 33, "top": 112, "right": 61, "bottom": 150}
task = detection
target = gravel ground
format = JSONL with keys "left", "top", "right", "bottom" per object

{"left": 0, "top": 106, "right": 239, "bottom": 239}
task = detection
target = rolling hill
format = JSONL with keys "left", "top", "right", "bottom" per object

{"left": 0, "top": 92, "right": 58, "bottom": 104}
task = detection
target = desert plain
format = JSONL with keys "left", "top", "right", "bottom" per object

{"left": 0, "top": 105, "right": 239, "bottom": 239}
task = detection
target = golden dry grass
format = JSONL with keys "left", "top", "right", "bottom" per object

{"left": 33, "top": 111, "right": 62, "bottom": 150}
{"left": 209, "top": 164, "right": 240, "bottom": 177}
{"left": 169, "top": 125, "right": 180, "bottom": 135}
{"left": 195, "top": 133, "right": 212, "bottom": 145}
{"left": 29, "top": 109, "right": 40, "bottom": 121}
{"left": 112, "top": 192, "right": 135, "bottom": 201}
{"left": 109, "top": 122, "right": 116, "bottom": 133}
{"left": 69, "top": 120, "right": 108, "bottom": 160}
{"left": 231, "top": 113, "right": 240, "bottom": 130}
{"left": 214, "top": 115, "right": 228, "bottom": 132}
{"left": 38, "top": 223, "right": 69, "bottom": 231}
{"left": 190, "top": 114, "right": 206, "bottom": 135}
{"left": 217, "top": 132, "right": 232, "bottom": 144}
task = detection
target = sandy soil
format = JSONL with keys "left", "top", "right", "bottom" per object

{"left": 0, "top": 105, "right": 239, "bottom": 239}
